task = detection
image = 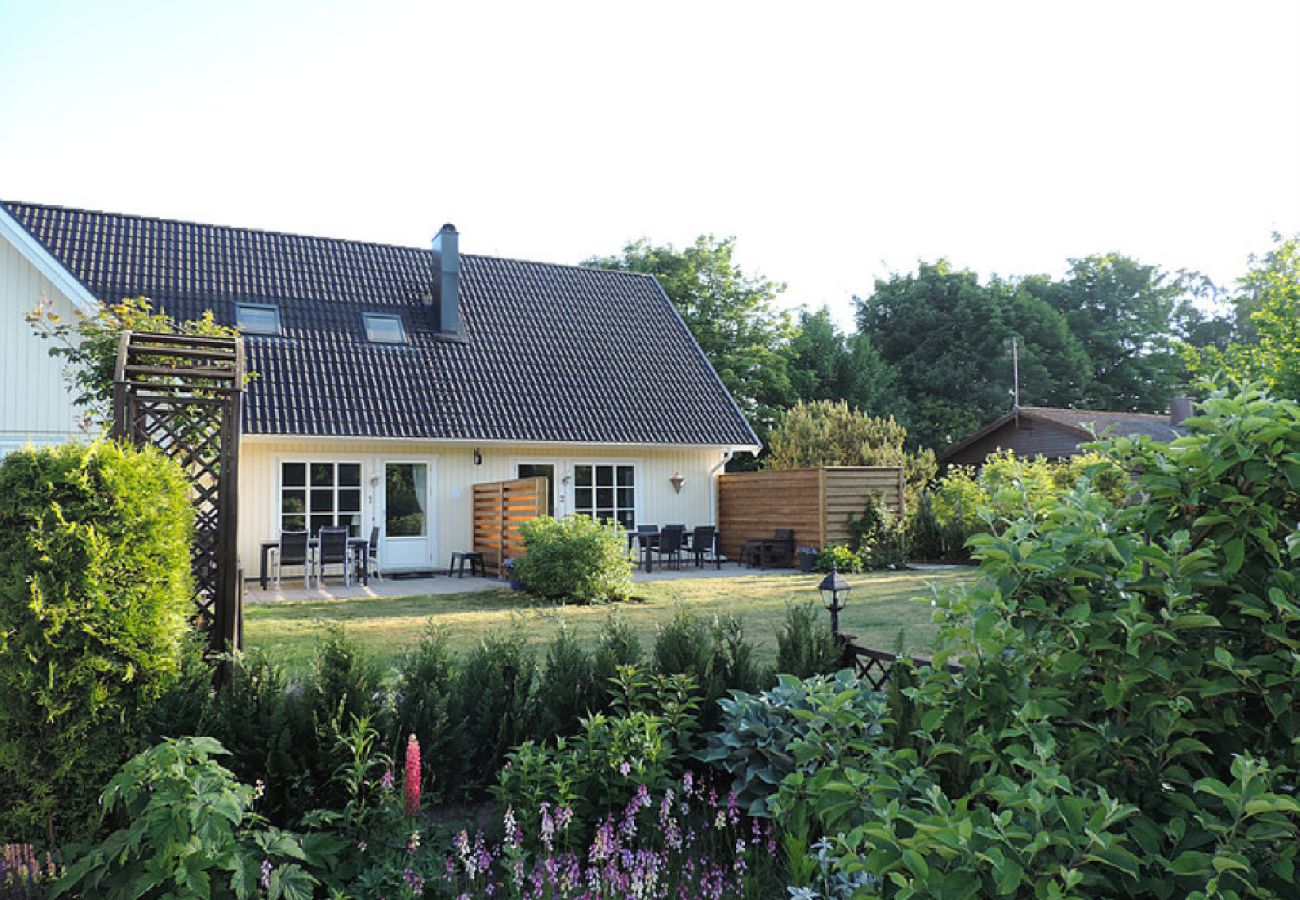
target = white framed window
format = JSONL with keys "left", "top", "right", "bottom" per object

{"left": 280, "top": 461, "right": 363, "bottom": 536}
{"left": 363, "top": 313, "right": 406, "bottom": 344}
{"left": 236, "top": 303, "right": 280, "bottom": 335}
{"left": 572, "top": 463, "right": 636, "bottom": 530}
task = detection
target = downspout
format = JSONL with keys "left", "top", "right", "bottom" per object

{"left": 709, "top": 449, "right": 735, "bottom": 526}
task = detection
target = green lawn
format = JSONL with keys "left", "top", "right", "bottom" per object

{"left": 243, "top": 567, "right": 977, "bottom": 671}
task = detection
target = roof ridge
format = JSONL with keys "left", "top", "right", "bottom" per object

{"left": 1024, "top": 405, "right": 1170, "bottom": 419}
{"left": 0, "top": 199, "right": 660, "bottom": 285}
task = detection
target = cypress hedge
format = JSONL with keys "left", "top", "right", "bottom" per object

{"left": 0, "top": 442, "right": 194, "bottom": 842}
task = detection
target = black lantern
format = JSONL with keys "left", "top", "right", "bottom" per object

{"left": 818, "top": 563, "right": 852, "bottom": 638}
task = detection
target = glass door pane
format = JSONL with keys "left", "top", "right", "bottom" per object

{"left": 385, "top": 463, "right": 427, "bottom": 537}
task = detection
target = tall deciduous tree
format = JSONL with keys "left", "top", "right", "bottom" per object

{"left": 1024, "top": 254, "right": 1195, "bottom": 411}
{"left": 585, "top": 236, "right": 795, "bottom": 441}
{"left": 1190, "top": 234, "right": 1300, "bottom": 398}
{"left": 788, "top": 307, "right": 900, "bottom": 417}
{"left": 855, "top": 261, "right": 1090, "bottom": 450}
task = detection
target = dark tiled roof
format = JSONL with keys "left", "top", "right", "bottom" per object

{"left": 5, "top": 201, "right": 758, "bottom": 447}
{"left": 1023, "top": 407, "right": 1185, "bottom": 443}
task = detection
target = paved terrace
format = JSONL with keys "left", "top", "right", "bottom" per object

{"left": 244, "top": 563, "right": 800, "bottom": 604}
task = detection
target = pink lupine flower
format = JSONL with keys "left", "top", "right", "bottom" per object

{"left": 404, "top": 733, "right": 422, "bottom": 818}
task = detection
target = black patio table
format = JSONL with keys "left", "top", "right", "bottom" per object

{"left": 259, "top": 537, "right": 370, "bottom": 590}
{"left": 627, "top": 529, "right": 660, "bottom": 574}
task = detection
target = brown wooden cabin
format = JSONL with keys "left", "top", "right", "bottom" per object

{"left": 937, "top": 403, "right": 1191, "bottom": 469}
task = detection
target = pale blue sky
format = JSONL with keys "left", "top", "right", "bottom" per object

{"left": 2, "top": 0, "right": 1297, "bottom": 324}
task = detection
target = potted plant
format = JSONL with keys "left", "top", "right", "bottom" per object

{"left": 502, "top": 557, "right": 524, "bottom": 590}
{"left": 796, "top": 546, "right": 819, "bottom": 573}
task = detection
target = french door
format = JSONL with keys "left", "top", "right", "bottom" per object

{"left": 381, "top": 461, "right": 433, "bottom": 570}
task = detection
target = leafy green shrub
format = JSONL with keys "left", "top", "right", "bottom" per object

{"left": 536, "top": 623, "right": 598, "bottom": 738}
{"left": 813, "top": 543, "right": 862, "bottom": 573}
{"left": 449, "top": 629, "right": 539, "bottom": 792}
{"left": 516, "top": 515, "right": 632, "bottom": 603}
{"left": 775, "top": 602, "right": 842, "bottom": 679}
{"left": 848, "top": 494, "right": 911, "bottom": 568}
{"left": 55, "top": 737, "right": 319, "bottom": 900}
{"left": 0, "top": 442, "right": 194, "bottom": 842}
{"left": 773, "top": 385, "right": 1300, "bottom": 896}
{"left": 588, "top": 610, "right": 643, "bottom": 711}
{"left": 929, "top": 449, "right": 1130, "bottom": 560}
{"left": 194, "top": 649, "right": 318, "bottom": 826}
{"left": 906, "top": 488, "right": 944, "bottom": 561}
{"left": 309, "top": 626, "right": 388, "bottom": 748}
{"left": 391, "top": 625, "right": 457, "bottom": 801}
{"left": 702, "top": 670, "right": 885, "bottom": 816}
{"left": 652, "top": 608, "right": 759, "bottom": 730}
{"left": 495, "top": 709, "right": 677, "bottom": 852}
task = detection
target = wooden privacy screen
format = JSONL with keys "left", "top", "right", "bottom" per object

{"left": 472, "top": 476, "right": 549, "bottom": 574}
{"left": 716, "top": 466, "right": 904, "bottom": 564}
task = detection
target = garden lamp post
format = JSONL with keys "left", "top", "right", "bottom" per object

{"left": 818, "top": 563, "right": 852, "bottom": 639}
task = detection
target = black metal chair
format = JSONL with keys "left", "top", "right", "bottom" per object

{"left": 316, "top": 527, "right": 352, "bottom": 587}
{"left": 762, "top": 528, "right": 796, "bottom": 567}
{"left": 687, "top": 525, "right": 717, "bottom": 569}
{"left": 654, "top": 526, "right": 685, "bottom": 570}
{"left": 270, "top": 530, "right": 311, "bottom": 588}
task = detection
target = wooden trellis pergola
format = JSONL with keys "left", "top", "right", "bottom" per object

{"left": 111, "top": 331, "right": 245, "bottom": 654}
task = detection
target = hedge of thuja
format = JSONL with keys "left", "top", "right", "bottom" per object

{"left": 0, "top": 442, "right": 194, "bottom": 842}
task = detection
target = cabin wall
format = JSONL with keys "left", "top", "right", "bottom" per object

{"left": 943, "top": 419, "right": 1084, "bottom": 467}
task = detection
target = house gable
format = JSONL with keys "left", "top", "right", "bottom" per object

{"left": 0, "top": 227, "right": 87, "bottom": 449}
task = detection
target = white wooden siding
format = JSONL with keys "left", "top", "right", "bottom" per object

{"left": 0, "top": 238, "right": 86, "bottom": 450}
{"left": 237, "top": 438, "right": 728, "bottom": 576}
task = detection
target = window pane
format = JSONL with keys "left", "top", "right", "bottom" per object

{"left": 364, "top": 313, "right": 406, "bottom": 344}
{"left": 282, "top": 514, "right": 305, "bottom": 532}
{"left": 574, "top": 465, "right": 592, "bottom": 487}
{"left": 338, "top": 489, "right": 361, "bottom": 512}
{"left": 310, "top": 463, "right": 334, "bottom": 487}
{"left": 340, "top": 512, "right": 361, "bottom": 536}
{"left": 616, "top": 510, "right": 634, "bottom": 530}
{"left": 617, "top": 466, "right": 634, "bottom": 486}
{"left": 386, "top": 463, "right": 426, "bottom": 537}
{"left": 617, "top": 488, "right": 634, "bottom": 509}
{"left": 595, "top": 465, "right": 614, "bottom": 487}
{"left": 310, "top": 514, "right": 333, "bottom": 535}
{"left": 596, "top": 487, "right": 613, "bottom": 509}
{"left": 282, "top": 463, "right": 306, "bottom": 487}
{"left": 574, "top": 487, "right": 592, "bottom": 511}
{"left": 338, "top": 464, "right": 361, "bottom": 487}
{"left": 311, "top": 489, "right": 334, "bottom": 512}
{"left": 237, "top": 304, "right": 280, "bottom": 335}
{"left": 282, "top": 490, "right": 306, "bottom": 515}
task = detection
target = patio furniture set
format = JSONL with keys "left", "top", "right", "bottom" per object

{"left": 259, "top": 524, "right": 803, "bottom": 590}
{"left": 625, "top": 525, "right": 796, "bottom": 573}
{"left": 261, "top": 526, "right": 378, "bottom": 590}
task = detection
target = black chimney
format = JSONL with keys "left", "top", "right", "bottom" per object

{"left": 431, "top": 223, "right": 460, "bottom": 334}
{"left": 1170, "top": 395, "right": 1194, "bottom": 426}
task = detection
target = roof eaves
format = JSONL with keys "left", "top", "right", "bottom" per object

{"left": 0, "top": 201, "right": 99, "bottom": 315}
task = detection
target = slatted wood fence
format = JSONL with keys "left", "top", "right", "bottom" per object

{"left": 472, "top": 476, "right": 549, "bottom": 574}
{"left": 716, "top": 466, "right": 904, "bottom": 564}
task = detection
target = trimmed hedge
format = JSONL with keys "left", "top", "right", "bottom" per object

{"left": 0, "top": 442, "right": 194, "bottom": 841}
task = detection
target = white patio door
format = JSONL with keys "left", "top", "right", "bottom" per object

{"left": 381, "top": 461, "right": 434, "bottom": 571}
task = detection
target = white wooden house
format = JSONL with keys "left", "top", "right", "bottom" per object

{"left": 0, "top": 200, "right": 759, "bottom": 574}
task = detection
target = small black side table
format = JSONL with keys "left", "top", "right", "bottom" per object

{"left": 449, "top": 551, "right": 486, "bottom": 578}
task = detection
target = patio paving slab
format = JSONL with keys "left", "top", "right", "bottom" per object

{"left": 244, "top": 563, "right": 798, "bottom": 603}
